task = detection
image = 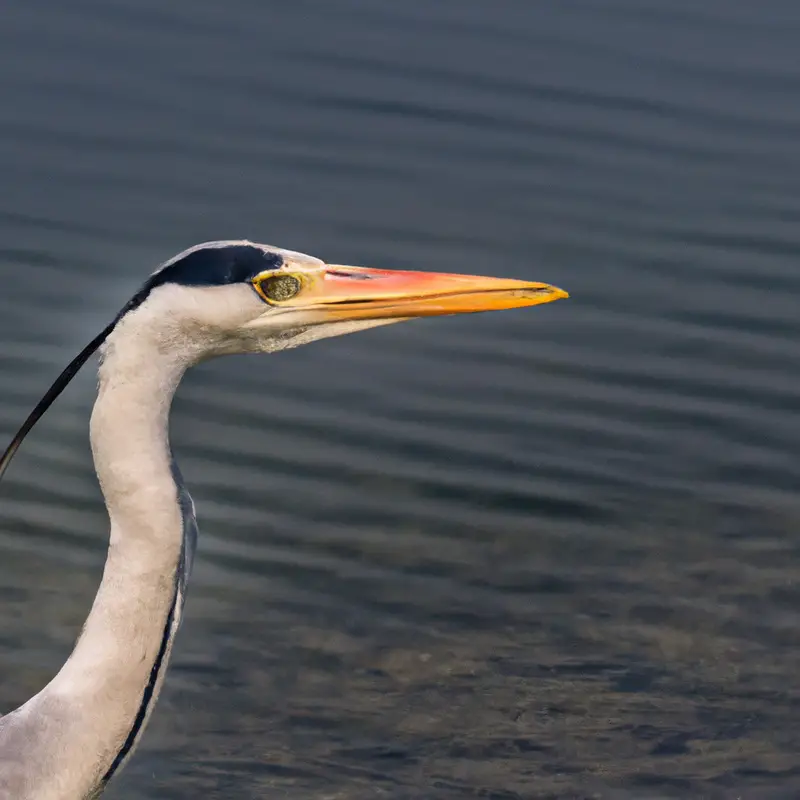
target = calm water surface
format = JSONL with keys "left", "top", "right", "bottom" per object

{"left": 1, "top": 1, "right": 799, "bottom": 798}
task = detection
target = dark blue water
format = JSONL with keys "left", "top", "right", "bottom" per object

{"left": 1, "top": 1, "right": 799, "bottom": 797}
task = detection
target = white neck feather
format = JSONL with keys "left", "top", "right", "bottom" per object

{"left": 57, "top": 318, "right": 190, "bottom": 695}
{"left": 1, "top": 307, "right": 198, "bottom": 799}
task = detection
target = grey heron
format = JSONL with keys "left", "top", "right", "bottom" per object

{"left": 0, "top": 240, "right": 568, "bottom": 798}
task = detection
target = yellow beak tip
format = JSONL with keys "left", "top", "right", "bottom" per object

{"left": 533, "top": 285, "right": 569, "bottom": 302}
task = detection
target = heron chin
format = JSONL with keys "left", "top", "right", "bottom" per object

{"left": 0, "top": 240, "right": 568, "bottom": 799}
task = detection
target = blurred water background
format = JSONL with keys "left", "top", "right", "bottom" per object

{"left": 1, "top": 1, "right": 799, "bottom": 798}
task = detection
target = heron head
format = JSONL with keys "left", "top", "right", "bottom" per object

{"left": 0, "top": 240, "right": 568, "bottom": 481}
{"left": 118, "top": 240, "right": 568, "bottom": 359}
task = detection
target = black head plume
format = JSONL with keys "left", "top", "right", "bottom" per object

{"left": 0, "top": 242, "right": 283, "bottom": 485}
{"left": 0, "top": 322, "right": 115, "bottom": 483}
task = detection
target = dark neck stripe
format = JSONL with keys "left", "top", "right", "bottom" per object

{"left": 100, "top": 461, "right": 197, "bottom": 786}
{"left": 100, "top": 580, "right": 179, "bottom": 785}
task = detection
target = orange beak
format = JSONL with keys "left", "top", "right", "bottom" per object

{"left": 258, "top": 264, "right": 568, "bottom": 321}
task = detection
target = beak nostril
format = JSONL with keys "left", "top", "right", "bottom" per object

{"left": 326, "top": 269, "right": 374, "bottom": 280}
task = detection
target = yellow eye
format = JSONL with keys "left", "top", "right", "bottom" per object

{"left": 255, "top": 274, "right": 302, "bottom": 303}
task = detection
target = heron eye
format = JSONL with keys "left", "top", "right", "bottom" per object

{"left": 258, "top": 274, "right": 302, "bottom": 302}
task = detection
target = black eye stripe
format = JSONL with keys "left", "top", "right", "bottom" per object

{"left": 156, "top": 246, "right": 283, "bottom": 288}
{"left": 123, "top": 245, "right": 284, "bottom": 316}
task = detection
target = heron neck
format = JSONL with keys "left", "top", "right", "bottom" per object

{"left": 91, "top": 338, "right": 188, "bottom": 558}
{"left": 40, "top": 330, "right": 195, "bottom": 792}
